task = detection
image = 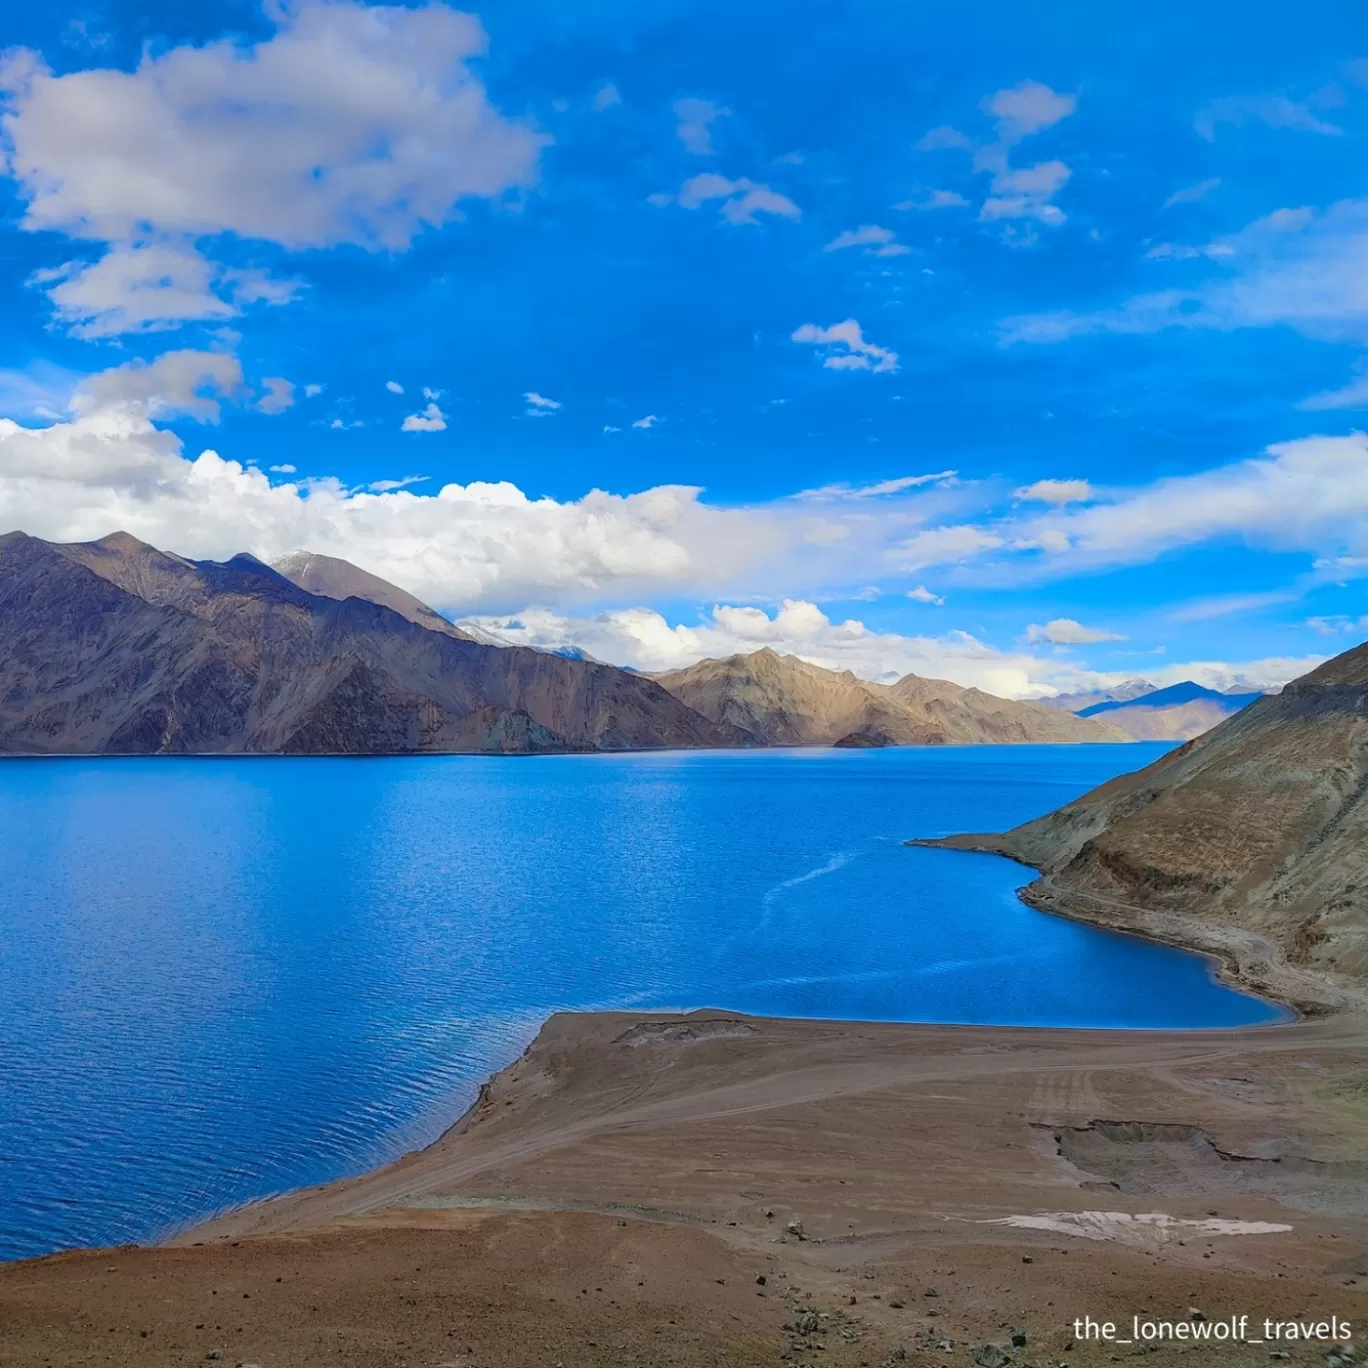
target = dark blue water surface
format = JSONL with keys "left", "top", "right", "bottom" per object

{"left": 0, "top": 745, "right": 1283, "bottom": 1260}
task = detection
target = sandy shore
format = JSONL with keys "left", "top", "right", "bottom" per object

{"left": 4, "top": 1006, "right": 1367, "bottom": 1367}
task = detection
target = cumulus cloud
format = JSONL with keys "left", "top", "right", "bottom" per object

{"left": 985, "top": 80, "right": 1076, "bottom": 137}
{"left": 1014, "top": 478, "right": 1094, "bottom": 505}
{"left": 907, "top": 585, "right": 945, "bottom": 604}
{"left": 673, "top": 97, "right": 729, "bottom": 154}
{"left": 593, "top": 82, "right": 621, "bottom": 111}
{"left": 524, "top": 391, "right": 561, "bottom": 414}
{"left": 386, "top": 380, "right": 405, "bottom": 394}
{"left": 71, "top": 349, "right": 244, "bottom": 422}
{"left": 916, "top": 80, "right": 1076, "bottom": 231}
{"left": 632, "top": 414, "right": 659, "bottom": 430}
{"left": 461, "top": 599, "right": 1310, "bottom": 701}
{"left": 980, "top": 160, "right": 1071, "bottom": 227}
{"left": 257, "top": 377, "right": 295, "bottom": 415}
{"left": 825, "top": 224, "right": 910, "bottom": 256}
{"left": 791, "top": 319, "right": 899, "bottom": 373}
{"left": 660, "top": 173, "right": 801, "bottom": 225}
{"left": 1298, "top": 360, "right": 1368, "bottom": 411}
{"left": 401, "top": 401, "right": 447, "bottom": 433}
{"left": 1196, "top": 95, "right": 1343, "bottom": 142}
{"left": 1026, "top": 618, "right": 1126, "bottom": 646}
{"left": 0, "top": 2, "right": 543, "bottom": 333}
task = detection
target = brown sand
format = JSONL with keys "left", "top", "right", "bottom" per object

{"left": 5, "top": 1008, "right": 1367, "bottom": 1367}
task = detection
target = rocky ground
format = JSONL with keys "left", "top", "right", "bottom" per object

{"left": 4, "top": 1009, "right": 1367, "bottom": 1367}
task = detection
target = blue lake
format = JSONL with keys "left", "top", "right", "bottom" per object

{"left": 0, "top": 745, "right": 1284, "bottom": 1260}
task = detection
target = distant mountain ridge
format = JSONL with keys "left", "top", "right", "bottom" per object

{"left": 0, "top": 531, "right": 747, "bottom": 756}
{"left": 651, "top": 648, "right": 1131, "bottom": 746}
{"left": 1076, "top": 679, "right": 1267, "bottom": 741}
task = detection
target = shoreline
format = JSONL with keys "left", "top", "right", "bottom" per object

{"left": 908, "top": 836, "right": 1362, "bottom": 1019}
{"left": 8, "top": 1005, "right": 1367, "bottom": 1366}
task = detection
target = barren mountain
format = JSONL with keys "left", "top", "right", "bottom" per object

{"left": 918, "top": 641, "right": 1368, "bottom": 1001}
{"left": 1075, "top": 679, "right": 1266, "bottom": 741}
{"left": 0, "top": 531, "right": 746, "bottom": 756}
{"left": 272, "top": 550, "right": 473, "bottom": 639}
{"left": 651, "top": 648, "right": 1130, "bottom": 746}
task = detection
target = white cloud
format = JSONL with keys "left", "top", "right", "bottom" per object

{"left": 461, "top": 600, "right": 1311, "bottom": 701}
{"left": 33, "top": 242, "right": 296, "bottom": 338}
{"left": 257, "top": 377, "right": 295, "bottom": 415}
{"left": 386, "top": 381, "right": 405, "bottom": 394}
{"left": 632, "top": 414, "right": 659, "bottom": 429}
{"left": 985, "top": 80, "right": 1076, "bottom": 137}
{"left": 792, "top": 319, "right": 899, "bottom": 373}
{"left": 826, "top": 224, "right": 899, "bottom": 253}
{"left": 401, "top": 401, "right": 447, "bottom": 433}
{"left": 525, "top": 391, "right": 561, "bottom": 415}
{"left": 1026, "top": 618, "right": 1126, "bottom": 646}
{"left": 916, "top": 81, "right": 1076, "bottom": 231}
{"left": 798, "top": 471, "right": 957, "bottom": 501}
{"left": 1014, "top": 478, "right": 1094, "bottom": 505}
{"left": 897, "top": 189, "right": 970, "bottom": 211}
{"left": 72, "top": 348, "right": 243, "bottom": 422}
{"left": 887, "top": 433, "right": 1368, "bottom": 586}
{"left": 981, "top": 160, "right": 1071, "bottom": 226}
{"left": 268, "top": 463, "right": 297, "bottom": 474}
{"left": 593, "top": 82, "right": 621, "bottom": 111}
{"left": 1003, "top": 199, "right": 1368, "bottom": 346}
{"left": 1298, "top": 360, "right": 1368, "bottom": 411}
{"left": 1306, "top": 614, "right": 1368, "bottom": 635}
{"left": 1164, "top": 177, "right": 1222, "bottom": 208}
{"left": 907, "top": 585, "right": 944, "bottom": 604}
{"left": 1, "top": 2, "right": 543, "bottom": 334}
{"left": 303, "top": 384, "right": 324, "bottom": 398}
{"left": 673, "top": 97, "right": 729, "bottom": 155}
{"left": 1196, "top": 95, "right": 1343, "bottom": 142}
{"left": 665, "top": 173, "right": 801, "bottom": 225}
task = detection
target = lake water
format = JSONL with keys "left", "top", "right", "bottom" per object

{"left": 0, "top": 745, "right": 1283, "bottom": 1260}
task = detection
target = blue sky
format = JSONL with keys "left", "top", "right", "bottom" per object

{"left": 0, "top": 0, "right": 1365, "bottom": 696}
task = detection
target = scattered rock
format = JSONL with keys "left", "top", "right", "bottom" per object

{"left": 970, "top": 1346, "right": 1011, "bottom": 1368}
{"left": 923, "top": 1287, "right": 939, "bottom": 1298}
{"left": 1011, "top": 1326, "right": 1028, "bottom": 1348}
{"left": 205, "top": 1353, "right": 222, "bottom": 1362}
{"left": 1188, "top": 1307, "right": 1206, "bottom": 1322}
{"left": 756, "top": 1275, "right": 767, "bottom": 1286}
{"left": 1021, "top": 1255, "right": 1034, "bottom": 1264}
{"left": 786, "top": 1218, "right": 807, "bottom": 1241}
{"left": 880, "top": 1351, "right": 907, "bottom": 1367}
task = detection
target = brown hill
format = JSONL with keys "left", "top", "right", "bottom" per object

{"left": 0, "top": 531, "right": 748, "bottom": 756}
{"left": 650, "top": 648, "right": 1130, "bottom": 746}
{"left": 917, "top": 641, "right": 1368, "bottom": 1005}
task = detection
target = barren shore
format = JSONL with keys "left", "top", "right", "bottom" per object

{"left": 4, "top": 1001, "right": 1367, "bottom": 1367}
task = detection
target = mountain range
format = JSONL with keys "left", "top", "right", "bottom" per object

{"left": 0, "top": 532, "right": 743, "bottom": 755}
{"left": 1041, "top": 677, "right": 1269, "bottom": 741}
{"left": 920, "top": 639, "right": 1368, "bottom": 1001}
{"left": 0, "top": 530, "right": 1132, "bottom": 755}
{"left": 651, "top": 648, "right": 1128, "bottom": 746}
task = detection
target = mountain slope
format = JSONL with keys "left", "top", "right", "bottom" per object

{"left": 651, "top": 649, "right": 1131, "bottom": 746}
{"left": 272, "top": 550, "right": 473, "bottom": 640}
{"left": 0, "top": 531, "right": 747, "bottom": 756}
{"left": 918, "top": 641, "right": 1368, "bottom": 1004}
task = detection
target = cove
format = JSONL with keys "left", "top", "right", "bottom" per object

{"left": 0, "top": 745, "right": 1283, "bottom": 1260}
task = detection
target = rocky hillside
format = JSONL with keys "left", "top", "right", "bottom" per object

{"left": 918, "top": 642, "right": 1368, "bottom": 1001}
{"left": 651, "top": 649, "right": 1131, "bottom": 746}
{"left": 0, "top": 531, "right": 747, "bottom": 756}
